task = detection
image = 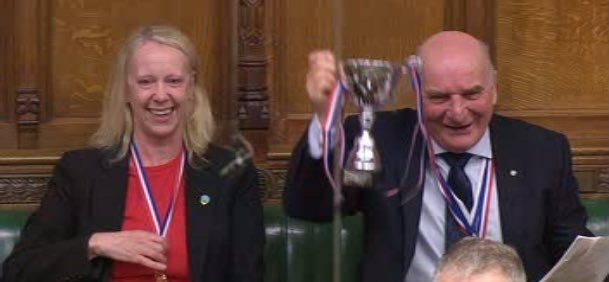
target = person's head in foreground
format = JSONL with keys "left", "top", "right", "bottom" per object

{"left": 434, "top": 237, "right": 526, "bottom": 282}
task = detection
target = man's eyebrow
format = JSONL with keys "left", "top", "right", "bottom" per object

{"left": 426, "top": 89, "right": 449, "bottom": 96}
{"left": 463, "top": 85, "right": 485, "bottom": 94}
{"left": 425, "top": 84, "right": 487, "bottom": 96}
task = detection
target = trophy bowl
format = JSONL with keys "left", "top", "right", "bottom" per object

{"left": 342, "top": 59, "right": 404, "bottom": 110}
{"left": 341, "top": 59, "right": 404, "bottom": 188}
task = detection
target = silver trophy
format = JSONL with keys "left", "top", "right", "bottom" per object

{"left": 341, "top": 59, "right": 404, "bottom": 187}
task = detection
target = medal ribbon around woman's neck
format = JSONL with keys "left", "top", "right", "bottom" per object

{"left": 130, "top": 143, "right": 185, "bottom": 237}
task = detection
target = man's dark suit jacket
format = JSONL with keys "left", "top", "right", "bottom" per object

{"left": 2, "top": 146, "right": 264, "bottom": 282}
{"left": 284, "top": 108, "right": 592, "bottom": 282}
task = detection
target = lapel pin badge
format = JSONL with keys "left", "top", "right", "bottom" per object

{"left": 509, "top": 169, "right": 518, "bottom": 176}
{"left": 199, "top": 194, "right": 211, "bottom": 205}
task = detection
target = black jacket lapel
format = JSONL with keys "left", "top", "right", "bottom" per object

{"left": 489, "top": 115, "right": 526, "bottom": 246}
{"left": 90, "top": 152, "right": 129, "bottom": 233}
{"left": 87, "top": 150, "right": 129, "bottom": 281}
{"left": 185, "top": 161, "right": 220, "bottom": 282}
{"left": 401, "top": 131, "right": 426, "bottom": 271}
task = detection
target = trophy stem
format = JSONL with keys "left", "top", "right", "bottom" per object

{"left": 353, "top": 105, "right": 378, "bottom": 171}
{"left": 353, "top": 129, "right": 377, "bottom": 171}
{"left": 360, "top": 105, "right": 375, "bottom": 130}
{"left": 343, "top": 106, "right": 380, "bottom": 188}
{"left": 343, "top": 127, "right": 377, "bottom": 187}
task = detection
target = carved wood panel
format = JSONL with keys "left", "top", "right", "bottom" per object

{"left": 238, "top": 0, "right": 269, "bottom": 129}
{"left": 0, "top": 176, "right": 49, "bottom": 204}
{"left": 0, "top": 168, "right": 604, "bottom": 207}
{"left": 0, "top": 0, "right": 607, "bottom": 200}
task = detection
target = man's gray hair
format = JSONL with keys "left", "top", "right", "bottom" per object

{"left": 434, "top": 237, "right": 526, "bottom": 282}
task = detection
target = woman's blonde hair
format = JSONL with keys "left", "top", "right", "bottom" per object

{"left": 90, "top": 25, "right": 215, "bottom": 163}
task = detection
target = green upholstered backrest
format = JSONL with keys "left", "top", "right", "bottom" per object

{"left": 0, "top": 199, "right": 607, "bottom": 281}
{"left": 0, "top": 206, "right": 364, "bottom": 282}
{"left": 583, "top": 199, "right": 609, "bottom": 235}
{"left": 264, "top": 205, "right": 363, "bottom": 282}
{"left": 0, "top": 211, "right": 30, "bottom": 268}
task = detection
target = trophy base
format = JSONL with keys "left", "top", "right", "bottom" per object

{"left": 353, "top": 160, "right": 378, "bottom": 171}
{"left": 343, "top": 169, "right": 375, "bottom": 188}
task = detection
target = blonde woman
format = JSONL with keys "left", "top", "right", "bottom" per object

{"left": 3, "top": 25, "right": 264, "bottom": 282}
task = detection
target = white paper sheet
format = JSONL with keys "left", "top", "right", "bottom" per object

{"left": 540, "top": 236, "right": 609, "bottom": 282}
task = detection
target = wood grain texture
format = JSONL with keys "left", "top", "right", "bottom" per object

{"left": 50, "top": 1, "right": 226, "bottom": 119}
{"left": 267, "top": 0, "right": 445, "bottom": 153}
{"left": 496, "top": 0, "right": 608, "bottom": 182}
{"left": 497, "top": 0, "right": 608, "bottom": 111}
{"left": 445, "top": 0, "right": 496, "bottom": 56}
{"left": 0, "top": 0, "right": 16, "bottom": 148}
{"left": 0, "top": 0, "right": 13, "bottom": 121}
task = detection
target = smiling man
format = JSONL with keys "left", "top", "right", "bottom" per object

{"left": 283, "top": 31, "right": 592, "bottom": 282}
{"left": 418, "top": 32, "right": 497, "bottom": 154}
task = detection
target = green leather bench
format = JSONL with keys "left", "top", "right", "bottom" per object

{"left": 0, "top": 205, "right": 364, "bottom": 282}
{"left": 582, "top": 199, "right": 609, "bottom": 237}
{"left": 264, "top": 206, "right": 363, "bottom": 282}
{"left": 0, "top": 200, "right": 607, "bottom": 281}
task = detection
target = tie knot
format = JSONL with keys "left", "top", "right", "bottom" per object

{"left": 440, "top": 152, "right": 473, "bottom": 168}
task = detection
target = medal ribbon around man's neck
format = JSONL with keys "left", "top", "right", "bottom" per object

{"left": 130, "top": 143, "right": 185, "bottom": 237}
{"left": 429, "top": 150, "right": 495, "bottom": 238}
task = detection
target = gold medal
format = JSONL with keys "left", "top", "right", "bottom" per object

{"left": 154, "top": 272, "right": 168, "bottom": 282}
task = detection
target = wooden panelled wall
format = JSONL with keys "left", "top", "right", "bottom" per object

{"left": 0, "top": 0, "right": 236, "bottom": 205}
{"left": 0, "top": 0, "right": 607, "bottom": 206}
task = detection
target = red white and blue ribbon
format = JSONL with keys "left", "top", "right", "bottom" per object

{"left": 401, "top": 55, "right": 494, "bottom": 237}
{"left": 130, "top": 143, "right": 185, "bottom": 237}
{"left": 406, "top": 57, "right": 429, "bottom": 189}
{"left": 431, "top": 154, "right": 495, "bottom": 238}
{"left": 387, "top": 57, "right": 428, "bottom": 201}
{"left": 322, "top": 82, "right": 346, "bottom": 201}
